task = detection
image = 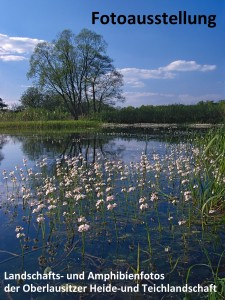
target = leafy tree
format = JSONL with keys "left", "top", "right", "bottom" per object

{"left": 27, "top": 29, "right": 124, "bottom": 119}
{"left": 20, "top": 87, "right": 66, "bottom": 111}
{"left": 41, "top": 91, "right": 66, "bottom": 111}
{"left": 20, "top": 87, "right": 44, "bottom": 108}
{"left": 0, "top": 98, "right": 8, "bottom": 110}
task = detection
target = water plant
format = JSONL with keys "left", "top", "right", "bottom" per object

{"left": 0, "top": 128, "right": 224, "bottom": 299}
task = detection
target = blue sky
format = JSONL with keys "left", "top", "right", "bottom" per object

{"left": 0, "top": 0, "right": 224, "bottom": 107}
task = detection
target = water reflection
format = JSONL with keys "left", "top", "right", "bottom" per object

{"left": 8, "top": 133, "right": 122, "bottom": 162}
{"left": 0, "top": 132, "right": 169, "bottom": 168}
{"left": 0, "top": 135, "right": 8, "bottom": 166}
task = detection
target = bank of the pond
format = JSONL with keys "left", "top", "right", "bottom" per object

{"left": 102, "top": 123, "right": 222, "bottom": 129}
{"left": 0, "top": 121, "right": 222, "bottom": 132}
{"left": 0, "top": 120, "right": 102, "bottom": 131}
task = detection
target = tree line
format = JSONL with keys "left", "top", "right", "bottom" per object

{"left": 1, "top": 96, "right": 224, "bottom": 124}
{"left": 99, "top": 101, "right": 225, "bottom": 124}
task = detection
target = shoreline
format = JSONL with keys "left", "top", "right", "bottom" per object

{"left": 0, "top": 120, "right": 223, "bottom": 131}
{"left": 102, "top": 123, "right": 222, "bottom": 129}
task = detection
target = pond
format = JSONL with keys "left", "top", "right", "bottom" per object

{"left": 0, "top": 129, "right": 224, "bottom": 300}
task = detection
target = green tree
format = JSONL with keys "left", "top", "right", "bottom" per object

{"left": 20, "top": 87, "right": 67, "bottom": 111}
{"left": 0, "top": 98, "right": 8, "bottom": 110}
{"left": 27, "top": 29, "right": 124, "bottom": 119}
{"left": 20, "top": 87, "right": 44, "bottom": 108}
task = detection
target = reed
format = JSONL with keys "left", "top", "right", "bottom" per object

{"left": 192, "top": 126, "right": 225, "bottom": 217}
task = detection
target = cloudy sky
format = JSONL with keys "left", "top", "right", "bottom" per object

{"left": 0, "top": 0, "right": 224, "bottom": 107}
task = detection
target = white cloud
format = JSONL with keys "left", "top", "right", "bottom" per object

{"left": 124, "top": 78, "right": 145, "bottom": 88}
{"left": 164, "top": 60, "right": 216, "bottom": 72}
{"left": 120, "top": 67, "right": 174, "bottom": 82}
{"left": 0, "top": 55, "right": 27, "bottom": 62}
{"left": 123, "top": 92, "right": 173, "bottom": 99}
{"left": 0, "top": 33, "right": 44, "bottom": 62}
{"left": 120, "top": 60, "right": 216, "bottom": 87}
{"left": 20, "top": 84, "right": 32, "bottom": 88}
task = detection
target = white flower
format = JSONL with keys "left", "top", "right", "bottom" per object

{"left": 15, "top": 226, "right": 24, "bottom": 232}
{"left": 78, "top": 224, "right": 90, "bottom": 232}
{"left": 16, "top": 233, "right": 25, "bottom": 238}
{"left": 150, "top": 192, "right": 158, "bottom": 201}
{"left": 107, "top": 203, "right": 117, "bottom": 210}
{"left": 37, "top": 204, "right": 46, "bottom": 210}
{"left": 140, "top": 203, "right": 148, "bottom": 210}
{"left": 178, "top": 220, "right": 186, "bottom": 226}
{"left": 65, "top": 191, "right": 73, "bottom": 198}
{"left": 172, "top": 199, "right": 179, "bottom": 205}
{"left": 139, "top": 197, "right": 146, "bottom": 203}
{"left": 106, "top": 195, "right": 115, "bottom": 202}
{"left": 96, "top": 199, "right": 104, "bottom": 208}
{"left": 184, "top": 191, "right": 192, "bottom": 201}
{"left": 106, "top": 187, "right": 112, "bottom": 193}
{"left": 48, "top": 205, "right": 56, "bottom": 210}
{"left": 78, "top": 216, "right": 87, "bottom": 223}
{"left": 97, "top": 192, "right": 104, "bottom": 198}
{"left": 181, "top": 179, "right": 189, "bottom": 185}
{"left": 165, "top": 246, "right": 171, "bottom": 253}
{"left": 128, "top": 186, "right": 135, "bottom": 193}
{"left": 37, "top": 215, "right": 45, "bottom": 224}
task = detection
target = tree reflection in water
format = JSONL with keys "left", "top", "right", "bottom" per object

{"left": 6, "top": 133, "right": 127, "bottom": 164}
{"left": 0, "top": 135, "right": 8, "bottom": 166}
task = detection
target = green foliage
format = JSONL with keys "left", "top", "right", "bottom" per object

{"left": 194, "top": 126, "right": 225, "bottom": 215}
{"left": 1, "top": 100, "right": 224, "bottom": 125}
{"left": 0, "top": 107, "right": 101, "bottom": 131}
{"left": 20, "top": 87, "right": 65, "bottom": 111}
{"left": 0, "top": 119, "right": 101, "bottom": 131}
{"left": 0, "top": 108, "right": 70, "bottom": 122}
{"left": 0, "top": 98, "right": 8, "bottom": 110}
{"left": 20, "top": 87, "right": 44, "bottom": 108}
{"left": 100, "top": 101, "right": 225, "bottom": 124}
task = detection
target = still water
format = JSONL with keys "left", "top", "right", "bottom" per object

{"left": 0, "top": 130, "right": 224, "bottom": 300}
